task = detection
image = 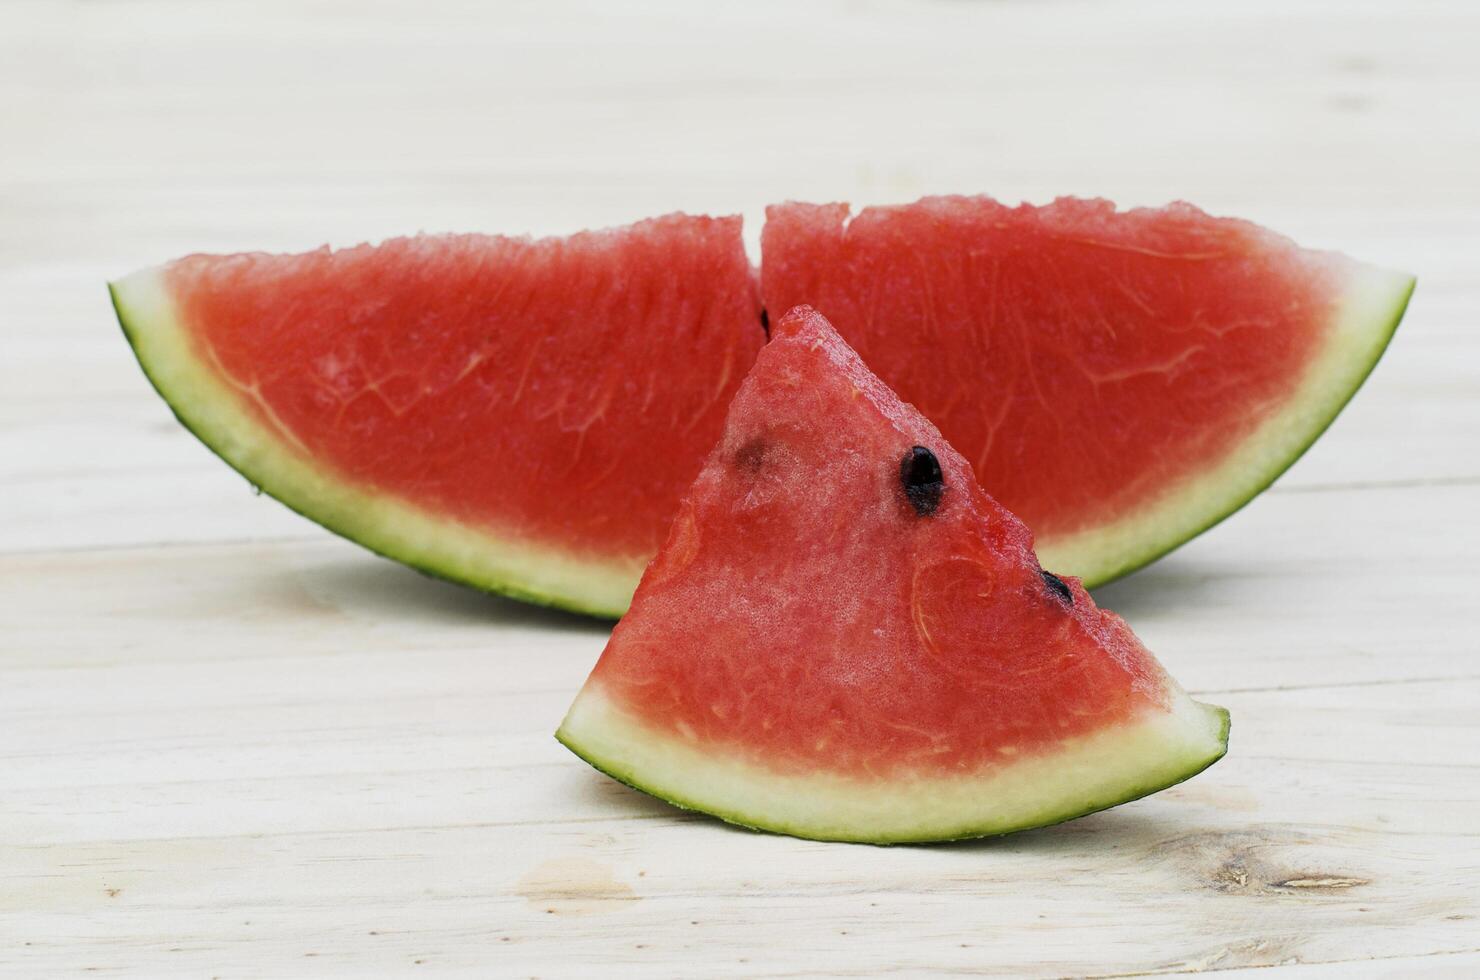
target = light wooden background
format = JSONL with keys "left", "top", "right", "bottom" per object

{"left": 3, "top": 0, "right": 1478, "bottom": 976}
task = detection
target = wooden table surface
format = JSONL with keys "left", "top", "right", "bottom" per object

{"left": 4, "top": 1, "right": 1478, "bottom": 976}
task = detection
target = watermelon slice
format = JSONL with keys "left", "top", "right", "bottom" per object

{"left": 110, "top": 214, "right": 764, "bottom": 616}
{"left": 114, "top": 197, "right": 1411, "bottom": 616}
{"left": 762, "top": 197, "right": 1414, "bottom": 585}
{"left": 557, "top": 307, "right": 1228, "bottom": 843}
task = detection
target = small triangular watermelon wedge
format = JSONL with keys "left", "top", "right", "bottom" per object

{"left": 557, "top": 306, "right": 1228, "bottom": 843}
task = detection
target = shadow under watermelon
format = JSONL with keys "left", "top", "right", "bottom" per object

{"left": 1088, "top": 555, "right": 1233, "bottom": 622}
{"left": 292, "top": 551, "right": 615, "bottom": 635}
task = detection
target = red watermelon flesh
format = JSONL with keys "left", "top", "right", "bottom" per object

{"left": 114, "top": 197, "right": 1410, "bottom": 616}
{"left": 557, "top": 306, "right": 1228, "bottom": 843}
{"left": 762, "top": 197, "right": 1413, "bottom": 585}
{"left": 111, "top": 214, "right": 763, "bottom": 615}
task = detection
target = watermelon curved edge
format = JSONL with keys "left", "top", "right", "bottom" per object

{"left": 556, "top": 687, "right": 1230, "bottom": 844}
{"left": 1041, "top": 264, "right": 1416, "bottom": 587}
{"left": 109, "top": 270, "right": 639, "bottom": 619}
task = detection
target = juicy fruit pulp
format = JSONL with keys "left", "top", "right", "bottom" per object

{"left": 114, "top": 197, "right": 1412, "bottom": 617}
{"left": 762, "top": 196, "right": 1414, "bottom": 585}
{"left": 557, "top": 307, "right": 1228, "bottom": 843}
{"left": 111, "top": 214, "right": 763, "bottom": 616}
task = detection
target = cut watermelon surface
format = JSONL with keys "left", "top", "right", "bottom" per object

{"left": 762, "top": 197, "right": 1414, "bottom": 585}
{"left": 114, "top": 197, "right": 1412, "bottom": 616}
{"left": 111, "top": 214, "right": 763, "bottom": 616}
{"left": 557, "top": 307, "right": 1228, "bottom": 843}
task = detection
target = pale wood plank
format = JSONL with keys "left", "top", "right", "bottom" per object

{"left": 1198, "top": 951, "right": 1480, "bottom": 979}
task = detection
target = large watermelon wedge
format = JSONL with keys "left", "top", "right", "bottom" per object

{"left": 110, "top": 214, "right": 763, "bottom": 616}
{"left": 557, "top": 307, "right": 1228, "bottom": 843}
{"left": 114, "top": 197, "right": 1411, "bottom": 615}
{"left": 762, "top": 197, "right": 1415, "bottom": 586}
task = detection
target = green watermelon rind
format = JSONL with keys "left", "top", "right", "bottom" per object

{"left": 556, "top": 686, "right": 1230, "bottom": 845}
{"left": 109, "top": 270, "right": 639, "bottom": 619}
{"left": 1041, "top": 264, "right": 1416, "bottom": 587}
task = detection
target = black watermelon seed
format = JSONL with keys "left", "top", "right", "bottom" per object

{"left": 759, "top": 308, "right": 770, "bottom": 339}
{"left": 900, "top": 446, "right": 945, "bottom": 516}
{"left": 1040, "top": 570, "right": 1073, "bottom": 605}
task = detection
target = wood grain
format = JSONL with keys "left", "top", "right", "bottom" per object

{"left": 2, "top": 0, "right": 1477, "bottom": 975}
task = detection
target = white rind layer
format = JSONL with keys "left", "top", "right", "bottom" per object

{"left": 110, "top": 267, "right": 642, "bottom": 618}
{"left": 1038, "top": 262, "right": 1415, "bottom": 585}
{"left": 557, "top": 682, "right": 1229, "bottom": 843}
